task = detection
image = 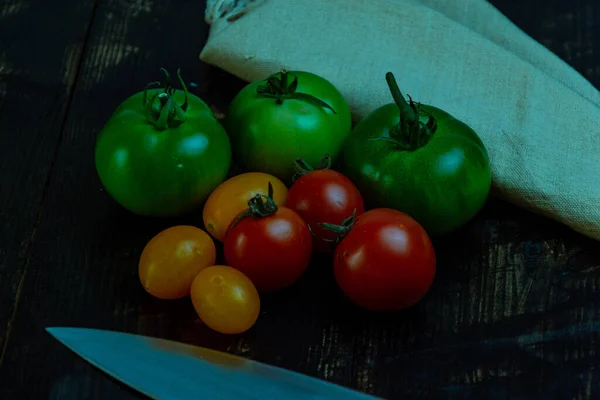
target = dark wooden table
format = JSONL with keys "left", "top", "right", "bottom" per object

{"left": 1, "top": 0, "right": 599, "bottom": 399}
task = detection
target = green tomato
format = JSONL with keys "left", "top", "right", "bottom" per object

{"left": 95, "top": 69, "right": 231, "bottom": 217}
{"left": 225, "top": 70, "right": 351, "bottom": 183}
{"left": 338, "top": 72, "right": 491, "bottom": 236}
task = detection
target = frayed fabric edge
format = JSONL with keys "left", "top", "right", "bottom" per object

{"left": 205, "top": 0, "right": 266, "bottom": 25}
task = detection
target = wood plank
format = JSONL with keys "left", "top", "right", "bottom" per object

{"left": 0, "top": 0, "right": 236, "bottom": 397}
{"left": 0, "top": 0, "right": 97, "bottom": 357}
{"left": 1, "top": 0, "right": 599, "bottom": 399}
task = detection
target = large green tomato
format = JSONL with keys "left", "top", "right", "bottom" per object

{"left": 338, "top": 72, "right": 492, "bottom": 236}
{"left": 226, "top": 70, "right": 351, "bottom": 183}
{"left": 95, "top": 69, "right": 231, "bottom": 217}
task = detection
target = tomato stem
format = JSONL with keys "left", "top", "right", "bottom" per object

{"left": 230, "top": 182, "right": 279, "bottom": 229}
{"left": 256, "top": 70, "right": 337, "bottom": 114}
{"left": 292, "top": 154, "right": 332, "bottom": 181}
{"left": 387, "top": 73, "right": 417, "bottom": 125}
{"left": 280, "top": 70, "right": 289, "bottom": 94}
{"left": 368, "top": 72, "right": 437, "bottom": 151}
{"left": 142, "top": 68, "right": 190, "bottom": 131}
{"left": 309, "top": 209, "right": 357, "bottom": 244}
{"left": 319, "top": 154, "right": 332, "bottom": 170}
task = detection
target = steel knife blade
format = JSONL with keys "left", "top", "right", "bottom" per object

{"left": 46, "top": 327, "right": 382, "bottom": 400}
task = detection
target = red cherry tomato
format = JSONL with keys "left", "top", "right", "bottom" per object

{"left": 287, "top": 156, "right": 365, "bottom": 252}
{"left": 330, "top": 208, "right": 436, "bottom": 311}
{"left": 224, "top": 184, "right": 312, "bottom": 292}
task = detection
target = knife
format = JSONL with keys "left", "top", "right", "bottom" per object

{"left": 46, "top": 327, "right": 382, "bottom": 400}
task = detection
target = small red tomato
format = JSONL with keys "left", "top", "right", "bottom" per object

{"left": 287, "top": 156, "right": 365, "bottom": 253}
{"left": 328, "top": 208, "right": 436, "bottom": 311}
{"left": 224, "top": 183, "right": 312, "bottom": 292}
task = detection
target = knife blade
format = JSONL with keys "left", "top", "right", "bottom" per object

{"left": 46, "top": 327, "right": 381, "bottom": 400}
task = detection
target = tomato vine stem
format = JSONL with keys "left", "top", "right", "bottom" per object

{"left": 292, "top": 154, "right": 332, "bottom": 181}
{"left": 230, "top": 182, "right": 279, "bottom": 228}
{"left": 256, "top": 70, "right": 337, "bottom": 114}
{"left": 368, "top": 72, "right": 437, "bottom": 151}
{"left": 143, "top": 68, "right": 190, "bottom": 131}
{"left": 309, "top": 209, "right": 357, "bottom": 244}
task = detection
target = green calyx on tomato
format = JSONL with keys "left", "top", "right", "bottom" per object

{"left": 226, "top": 70, "right": 352, "bottom": 184}
{"left": 337, "top": 72, "right": 492, "bottom": 236}
{"left": 368, "top": 73, "right": 437, "bottom": 150}
{"left": 309, "top": 208, "right": 357, "bottom": 244}
{"left": 95, "top": 68, "right": 231, "bottom": 217}
{"left": 257, "top": 70, "right": 337, "bottom": 113}
{"left": 292, "top": 154, "right": 332, "bottom": 181}
{"left": 142, "top": 68, "right": 190, "bottom": 130}
{"left": 230, "top": 182, "right": 278, "bottom": 228}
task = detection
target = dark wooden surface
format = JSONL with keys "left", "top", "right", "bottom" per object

{"left": 0, "top": 0, "right": 599, "bottom": 399}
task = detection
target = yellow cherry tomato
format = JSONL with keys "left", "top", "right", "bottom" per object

{"left": 139, "top": 225, "right": 216, "bottom": 299}
{"left": 190, "top": 265, "right": 260, "bottom": 334}
{"left": 202, "top": 172, "right": 288, "bottom": 241}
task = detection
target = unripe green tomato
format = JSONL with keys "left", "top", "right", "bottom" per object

{"left": 225, "top": 70, "right": 351, "bottom": 183}
{"left": 95, "top": 70, "right": 231, "bottom": 216}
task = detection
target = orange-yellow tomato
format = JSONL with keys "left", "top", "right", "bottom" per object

{"left": 202, "top": 172, "right": 288, "bottom": 241}
{"left": 190, "top": 265, "right": 260, "bottom": 334}
{"left": 139, "top": 225, "right": 216, "bottom": 299}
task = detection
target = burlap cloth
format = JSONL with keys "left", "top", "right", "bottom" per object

{"left": 199, "top": 0, "right": 600, "bottom": 241}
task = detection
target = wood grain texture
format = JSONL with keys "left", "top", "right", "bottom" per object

{"left": 0, "top": 0, "right": 232, "bottom": 398}
{"left": 0, "top": 0, "right": 97, "bottom": 357}
{"left": 0, "top": 0, "right": 599, "bottom": 399}
{"left": 493, "top": 0, "right": 600, "bottom": 85}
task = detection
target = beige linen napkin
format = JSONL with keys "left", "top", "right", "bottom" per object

{"left": 199, "top": 0, "right": 600, "bottom": 241}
